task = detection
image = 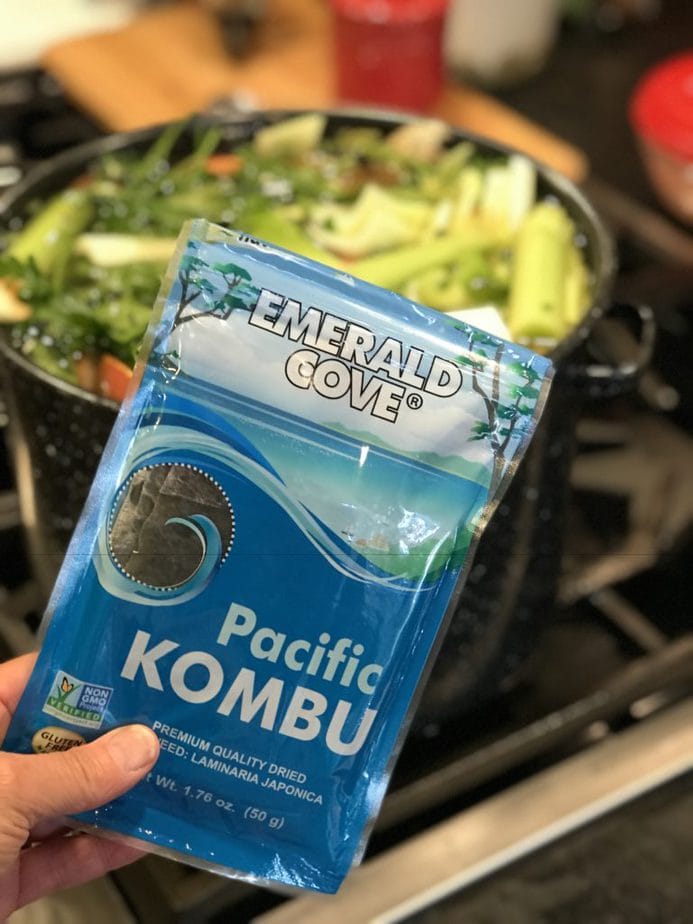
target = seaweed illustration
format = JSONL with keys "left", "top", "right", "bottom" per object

{"left": 455, "top": 328, "right": 543, "bottom": 493}
{"left": 173, "top": 242, "right": 260, "bottom": 329}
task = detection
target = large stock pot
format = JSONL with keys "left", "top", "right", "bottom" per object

{"left": 0, "top": 110, "right": 653, "bottom": 729}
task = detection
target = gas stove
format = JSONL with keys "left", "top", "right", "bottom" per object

{"left": 1, "top": 67, "right": 692, "bottom": 923}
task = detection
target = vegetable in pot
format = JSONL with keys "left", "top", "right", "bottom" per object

{"left": 0, "top": 114, "right": 592, "bottom": 400}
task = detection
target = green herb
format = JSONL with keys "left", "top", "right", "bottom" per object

{"left": 0, "top": 117, "right": 592, "bottom": 394}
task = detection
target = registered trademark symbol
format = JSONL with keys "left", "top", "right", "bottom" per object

{"left": 406, "top": 392, "right": 423, "bottom": 410}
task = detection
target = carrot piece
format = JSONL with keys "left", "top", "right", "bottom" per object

{"left": 75, "top": 354, "right": 101, "bottom": 393}
{"left": 98, "top": 354, "right": 133, "bottom": 402}
{"left": 71, "top": 174, "right": 93, "bottom": 189}
{"left": 206, "top": 153, "right": 243, "bottom": 176}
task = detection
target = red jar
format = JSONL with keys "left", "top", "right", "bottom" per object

{"left": 330, "top": 0, "right": 450, "bottom": 112}
{"left": 629, "top": 52, "right": 693, "bottom": 225}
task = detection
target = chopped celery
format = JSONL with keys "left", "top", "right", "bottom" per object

{"left": 352, "top": 228, "right": 504, "bottom": 290}
{"left": 331, "top": 127, "right": 384, "bottom": 154}
{"left": 425, "top": 199, "right": 455, "bottom": 238}
{"left": 309, "top": 185, "right": 432, "bottom": 258}
{"left": 405, "top": 250, "right": 509, "bottom": 311}
{"left": 385, "top": 120, "right": 451, "bottom": 163}
{"left": 242, "top": 211, "right": 344, "bottom": 269}
{"left": 253, "top": 114, "right": 327, "bottom": 158}
{"left": 480, "top": 165, "right": 512, "bottom": 231}
{"left": 479, "top": 155, "right": 536, "bottom": 235}
{"left": 506, "top": 155, "right": 536, "bottom": 231}
{"left": 449, "top": 167, "right": 484, "bottom": 232}
{"left": 507, "top": 202, "right": 573, "bottom": 341}
{"left": 457, "top": 251, "right": 510, "bottom": 305}
{"left": 405, "top": 267, "right": 466, "bottom": 311}
{"left": 563, "top": 245, "right": 590, "bottom": 328}
{"left": 76, "top": 233, "right": 176, "bottom": 266}
{"left": 435, "top": 142, "right": 475, "bottom": 180}
{"left": 8, "top": 189, "right": 94, "bottom": 282}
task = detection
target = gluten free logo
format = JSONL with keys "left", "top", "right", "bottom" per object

{"left": 42, "top": 671, "right": 113, "bottom": 730}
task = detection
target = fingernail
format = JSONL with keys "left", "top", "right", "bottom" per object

{"left": 104, "top": 725, "right": 159, "bottom": 772}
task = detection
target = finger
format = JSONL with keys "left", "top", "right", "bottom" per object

{"left": 5, "top": 724, "right": 159, "bottom": 827}
{"left": 27, "top": 819, "right": 70, "bottom": 844}
{"left": 17, "top": 832, "right": 146, "bottom": 909}
{"left": 0, "top": 653, "right": 38, "bottom": 742}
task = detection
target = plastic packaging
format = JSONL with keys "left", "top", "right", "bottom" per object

{"left": 4, "top": 221, "right": 552, "bottom": 893}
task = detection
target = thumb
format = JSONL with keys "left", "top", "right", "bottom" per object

{"left": 6, "top": 725, "right": 159, "bottom": 827}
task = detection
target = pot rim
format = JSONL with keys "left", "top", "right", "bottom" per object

{"left": 0, "top": 107, "right": 616, "bottom": 409}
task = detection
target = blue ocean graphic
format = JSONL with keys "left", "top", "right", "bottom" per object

{"left": 95, "top": 370, "right": 489, "bottom": 605}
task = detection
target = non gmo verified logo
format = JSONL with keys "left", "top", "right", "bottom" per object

{"left": 42, "top": 671, "right": 113, "bottom": 730}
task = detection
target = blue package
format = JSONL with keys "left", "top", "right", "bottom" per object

{"left": 4, "top": 220, "right": 552, "bottom": 893}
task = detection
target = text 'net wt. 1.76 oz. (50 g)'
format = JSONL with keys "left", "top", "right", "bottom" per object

{"left": 5, "top": 220, "right": 553, "bottom": 893}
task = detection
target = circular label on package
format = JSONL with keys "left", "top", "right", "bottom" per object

{"left": 32, "top": 726, "right": 86, "bottom": 753}
{"left": 108, "top": 462, "right": 235, "bottom": 590}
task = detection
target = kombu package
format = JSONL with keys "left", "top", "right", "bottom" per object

{"left": 5, "top": 221, "right": 553, "bottom": 892}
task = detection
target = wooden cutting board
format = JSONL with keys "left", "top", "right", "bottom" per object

{"left": 42, "top": 0, "right": 588, "bottom": 182}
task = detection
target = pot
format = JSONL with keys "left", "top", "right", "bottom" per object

{"left": 0, "top": 110, "right": 654, "bottom": 729}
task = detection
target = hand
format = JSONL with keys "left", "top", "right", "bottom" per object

{"left": 0, "top": 653, "right": 160, "bottom": 917}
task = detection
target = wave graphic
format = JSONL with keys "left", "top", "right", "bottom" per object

{"left": 162, "top": 513, "right": 224, "bottom": 587}
{"left": 95, "top": 486, "right": 225, "bottom": 607}
{"left": 95, "top": 413, "right": 427, "bottom": 605}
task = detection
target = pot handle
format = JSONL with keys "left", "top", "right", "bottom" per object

{"left": 560, "top": 302, "right": 656, "bottom": 400}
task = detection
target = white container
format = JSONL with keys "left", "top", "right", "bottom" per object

{"left": 445, "top": 0, "right": 560, "bottom": 87}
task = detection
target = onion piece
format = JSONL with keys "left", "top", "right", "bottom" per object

{"left": 0, "top": 279, "right": 31, "bottom": 322}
